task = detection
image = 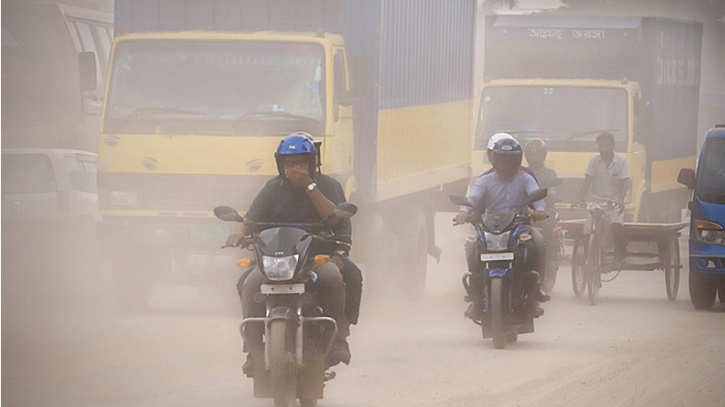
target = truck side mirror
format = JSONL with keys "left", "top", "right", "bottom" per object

{"left": 78, "top": 52, "right": 97, "bottom": 92}
{"left": 677, "top": 168, "right": 696, "bottom": 189}
{"left": 349, "top": 54, "right": 369, "bottom": 98}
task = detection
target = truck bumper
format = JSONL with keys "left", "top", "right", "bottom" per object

{"left": 689, "top": 239, "right": 725, "bottom": 283}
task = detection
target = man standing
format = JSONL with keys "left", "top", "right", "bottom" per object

{"left": 577, "top": 132, "right": 631, "bottom": 267}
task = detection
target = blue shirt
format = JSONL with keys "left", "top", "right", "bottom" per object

{"left": 464, "top": 170, "right": 545, "bottom": 214}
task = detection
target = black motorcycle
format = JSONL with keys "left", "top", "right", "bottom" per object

{"left": 451, "top": 188, "right": 548, "bottom": 349}
{"left": 214, "top": 203, "right": 357, "bottom": 407}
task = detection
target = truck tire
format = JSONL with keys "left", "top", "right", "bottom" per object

{"left": 393, "top": 207, "right": 428, "bottom": 300}
{"left": 112, "top": 254, "right": 153, "bottom": 312}
{"left": 689, "top": 272, "right": 716, "bottom": 310}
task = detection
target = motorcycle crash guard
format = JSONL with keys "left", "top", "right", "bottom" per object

{"left": 266, "top": 306, "right": 300, "bottom": 327}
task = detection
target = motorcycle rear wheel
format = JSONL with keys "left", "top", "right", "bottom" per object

{"left": 489, "top": 278, "right": 507, "bottom": 349}
{"left": 269, "top": 320, "right": 298, "bottom": 407}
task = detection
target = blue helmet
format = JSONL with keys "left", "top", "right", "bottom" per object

{"left": 275, "top": 132, "right": 317, "bottom": 176}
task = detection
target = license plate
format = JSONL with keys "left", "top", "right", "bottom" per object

{"left": 260, "top": 283, "right": 305, "bottom": 295}
{"left": 481, "top": 252, "right": 514, "bottom": 261}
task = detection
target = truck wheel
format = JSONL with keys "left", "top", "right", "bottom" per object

{"left": 719, "top": 287, "right": 725, "bottom": 303}
{"left": 394, "top": 207, "right": 428, "bottom": 300}
{"left": 689, "top": 272, "right": 716, "bottom": 310}
{"left": 112, "top": 254, "right": 153, "bottom": 311}
{"left": 299, "top": 399, "right": 318, "bottom": 407}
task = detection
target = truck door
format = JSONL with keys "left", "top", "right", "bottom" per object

{"left": 329, "top": 47, "right": 354, "bottom": 177}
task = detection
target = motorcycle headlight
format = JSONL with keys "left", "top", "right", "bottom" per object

{"left": 484, "top": 231, "right": 511, "bottom": 252}
{"left": 262, "top": 255, "right": 299, "bottom": 281}
{"left": 696, "top": 220, "right": 725, "bottom": 245}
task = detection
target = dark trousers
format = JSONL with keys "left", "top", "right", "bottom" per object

{"left": 464, "top": 225, "right": 546, "bottom": 303}
{"left": 239, "top": 262, "right": 349, "bottom": 352}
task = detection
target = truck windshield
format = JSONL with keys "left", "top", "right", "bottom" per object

{"left": 475, "top": 86, "right": 627, "bottom": 151}
{"left": 698, "top": 138, "right": 725, "bottom": 204}
{"left": 104, "top": 40, "right": 325, "bottom": 135}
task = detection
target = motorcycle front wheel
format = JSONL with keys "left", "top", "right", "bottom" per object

{"left": 489, "top": 278, "right": 507, "bottom": 349}
{"left": 269, "top": 320, "right": 298, "bottom": 407}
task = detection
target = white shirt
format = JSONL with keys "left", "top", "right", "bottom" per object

{"left": 585, "top": 153, "right": 630, "bottom": 202}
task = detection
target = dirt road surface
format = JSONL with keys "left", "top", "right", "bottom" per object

{"left": 3, "top": 214, "right": 725, "bottom": 407}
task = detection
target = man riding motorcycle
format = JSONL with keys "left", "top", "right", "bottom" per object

{"left": 454, "top": 135, "right": 550, "bottom": 320}
{"left": 524, "top": 138, "right": 560, "bottom": 281}
{"left": 227, "top": 133, "right": 353, "bottom": 375}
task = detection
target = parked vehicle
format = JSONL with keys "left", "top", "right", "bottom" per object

{"left": 2, "top": 148, "right": 98, "bottom": 221}
{"left": 92, "top": 0, "right": 476, "bottom": 309}
{"left": 450, "top": 188, "right": 548, "bottom": 349}
{"left": 214, "top": 202, "right": 357, "bottom": 407}
{"left": 2, "top": 2, "right": 112, "bottom": 152}
{"left": 474, "top": 15, "right": 702, "bottom": 223}
{"left": 678, "top": 125, "right": 725, "bottom": 309}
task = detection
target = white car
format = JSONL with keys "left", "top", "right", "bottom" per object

{"left": 2, "top": 148, "right": 98, "bottom": 221}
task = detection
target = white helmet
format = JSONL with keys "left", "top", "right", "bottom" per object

{"left": 487, "top": 132, "right": 516, "bottom": 151}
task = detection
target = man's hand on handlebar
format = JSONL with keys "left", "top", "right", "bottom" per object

{"left": 533, "top": 210, "right": 548, "bottom": 221}
{"left": 226, "top": 233, "right": 244, "bottom": 247}
{"left": 453, "top": 211, "right": 469, "bottom": 226}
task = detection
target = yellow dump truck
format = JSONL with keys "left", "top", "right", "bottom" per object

{"left": 92, "top": 0, "right": 476, "bottom": 308}
{"left": 474, "top": 16, "right": 702, "bottom": 223}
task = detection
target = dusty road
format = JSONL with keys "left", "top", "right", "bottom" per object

{"left": 3, "top": 214, "right": 725, "bottom": 407}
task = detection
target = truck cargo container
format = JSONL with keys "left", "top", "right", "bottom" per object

{"left": 474, "top": 15, "right": 702, "bottom": 222}
{"left": 92, "top": 0, "right": 476, "bottom": 308}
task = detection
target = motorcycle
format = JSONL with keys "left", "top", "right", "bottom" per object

{"left": 450, "top": 188, "right": 548, "bottom": 349}
{"left": 214, "top": 202, "right": 357, "bottom": 407}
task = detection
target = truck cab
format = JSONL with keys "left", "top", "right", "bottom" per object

{"left": 678, "top": 125, "right": 725, "bottom": 309}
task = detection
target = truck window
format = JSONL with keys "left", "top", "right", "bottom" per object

{"left": 333, "top": 49, "right": 347, "bottom": 104}
{"left": 104, "top": 40, "right": 326, "bottom": 136}
{"left": 476, "top": 86, "right": 627, "bottom": 151}
{"left": 698, "top": 138, "right": 725, "bottom": 203}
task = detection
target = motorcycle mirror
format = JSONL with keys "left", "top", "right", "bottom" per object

{"left": 214, "top": 205, "right": 244, "bottom": 222}
{"left": 449, "top": 193, "right": 472, "bottom": 207}
{"left": 546, "top": 177, "right": 563, "bottom": 188}
{"left": 525, "top": 188, "right": 548, "bottom": 205}
{"left": 326, "top": 202, "right": 358, "bottom": 221}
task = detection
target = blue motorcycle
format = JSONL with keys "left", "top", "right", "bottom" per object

{"left": 451, "top": 188, "right": 548, "bottom": 349}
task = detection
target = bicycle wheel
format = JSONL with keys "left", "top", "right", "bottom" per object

{"left": 571, "top": 238, "right": 587, "bottom": 298}
{"left": 586, "top": 233, "right": 601, "bottom": 305}
{"left": 664, "top": 235, "right": 680, "bottom": 301}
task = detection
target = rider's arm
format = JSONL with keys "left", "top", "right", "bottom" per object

{"left": 307, "top": 185, "right": 339, "bottom": 225}
{"left": 617, "top": 157, "right": 631, "bottom": 203}
{"left": 524, "top": 174, "right": 546, "bottom": 211}
{"left": 464, "top": 174, "right": 489, "bottom": 213}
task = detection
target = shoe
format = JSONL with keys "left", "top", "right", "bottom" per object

{"left": 532, "top": 302, "right": 545, "bottom": 317}
{"left": 326, "top": 339, "right": 351, "bottom": 367}
{"left": 464, "top": 303, "right": 483, "bottom": 321}
{"left": 535, "top": 288, "right": 550, "bottom": 303}
{"left": 242, "top": 353, "right": 254, "bottom": 377}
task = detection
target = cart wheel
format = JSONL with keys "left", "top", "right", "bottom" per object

{"left": 571, "top": 238, "right": 587, "bottom": 298}
{"left": 664, "top": 235, "right": 680, "bottom": 301}
{"left": 586, "top": 233, "right": 601, "bottom": 305}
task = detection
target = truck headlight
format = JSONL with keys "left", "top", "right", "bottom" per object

{"left": 262, "top": 255, "right": 298, "bottom": 281}
{"left": 696, "top": 220, "right": 725, "bottom": 245}
{"left": 484, "top": 231, "right": 511, "bottom": 252}
{"left": 110, "top": 191, "right": 138, "bottom": 206}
